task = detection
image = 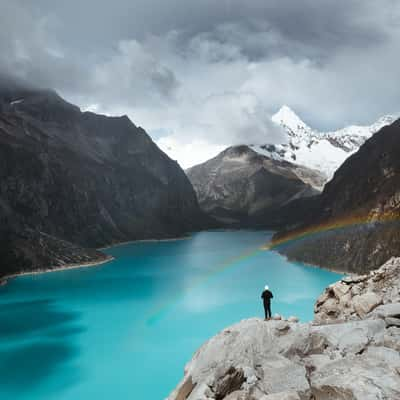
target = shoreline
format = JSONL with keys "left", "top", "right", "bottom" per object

{"left": 0, "top": 230, "right": 344, "bottom": 288}
{"left": 98, "top": 234, "right": 192, "bottom": 250}
{"left": 273, "top": 250, "right": 346, "bottom": 275}
{"left": 0, "top": 233, "right": 193, "bottom": 287}
{"left": 0, "top": 256, "right": 114, "bottom": 286}
{"left": 97, "top": 228, "right": 274, "bottom": 251}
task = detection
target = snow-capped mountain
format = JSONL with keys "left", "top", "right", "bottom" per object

{"left": 251, "top": 105, "right": 397, "bottom": 185}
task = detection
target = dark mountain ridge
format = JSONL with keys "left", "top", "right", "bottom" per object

{"left": 271, "top": 118, "right": 400, "bottom": 273}
{"left": 0, "top": 84, "right": 207, "bottom": 279}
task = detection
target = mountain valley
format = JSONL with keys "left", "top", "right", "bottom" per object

{"left": 0, "top": 82, "right": 207, "bottom": 279}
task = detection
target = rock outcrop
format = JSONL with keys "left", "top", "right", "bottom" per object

{"left": 0, "top": 81, "right": 207, "bottom": 278}
{"left": 186, "top": 145, "right": 320, "bottom": 226}
{"left": 315, "top": 257, "right": 400, "bottom": 323}
{"left": 272, "top": 118, "right": 400, "bottom": 273}
{"left": 169, "top": 258, "right": 400, "bottom": 400}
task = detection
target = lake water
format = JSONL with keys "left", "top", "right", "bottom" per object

{"left": 0, "top": 230, "right": 340, "bottom": 399}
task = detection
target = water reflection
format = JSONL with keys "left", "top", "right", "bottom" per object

{"left": 0, "top": 342, "right": 79, "bottom": 392}
{"left": 0, "top": 300, "right": 78, "bottom": 339}
{"left": 0, "top": 299, "right": 83, "bottom": 395}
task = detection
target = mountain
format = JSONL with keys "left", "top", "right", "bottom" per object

{"left": 0, "top": 84, "right": 206, "bottom": 279}
{"left": 271, "top": 118, "right": 400, "bottom": 273}
{"left": 251, "top": 105, "right": 396, "bottom": 186}
{"left": 186, "top": 145, "right": 320, "bottom": 225}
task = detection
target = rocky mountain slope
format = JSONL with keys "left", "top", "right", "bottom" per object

{"left": 186, "top": 145, "right": 320, "bottom": 225}
{"left": 169, "top": 258, "right": 400, "bottom": 400}
{"left": 251, "top": 105, "right": 396, "bottom": 184}
{"left": 271, "top": 118, "right": 400, "bottom": 273}
{"left": 0, "top": 82, "right": 206, "bottom": 279}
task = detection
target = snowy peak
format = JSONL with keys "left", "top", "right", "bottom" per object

{"left": 368, "top": 114, "right": 397, "bottom": 134}
{"left": 320, "top": 115, "right": 397, "bottom": 153}
{"left": 271, "top": 105, "right": 395, "bottom": 143}
{"left": 251, "top": 107, "right": 398, "bottom": 186}
{"left": 271, "top": 105, "right": 311, "bottom": 136}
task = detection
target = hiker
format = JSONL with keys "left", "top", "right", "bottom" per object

{"left": 261, "top": 285, "right": 273, "bottom": 320}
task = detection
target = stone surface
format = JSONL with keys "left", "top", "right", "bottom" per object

{"left": 212, "top": 367, "right": 246, "bottom": 400}
{"left": 384, "top": 327, "right": 400, "bottom": 351}
{"left": 352, "top": 292, "right": 382, "bottom": 317}
{"left": 274, "top": 321, "right": 291, "bottom": 335}
{"left": 315, "top": 258, "right": 400, "bottom": 323}
{"left": 169, "top": 317, "right": 398, "bottom": 400}
{"left": 370, "top": 302, "right": 400, "bottom": 319}
{"left": 263, "top": 392, "right": 301, "bottom": 400}
{"left": 175, "top": 376, "right": 196, "bottom": 400}
{"left": 309, "top": 347, "right": 400, "bottom": 400}
{"left": 169, "top": 258, "right": 400, "bottom": 400}
{"left": 385, "top": 317, "right": 400, "bottom": 327}
{"left": 168, "top": 319, "right": 311, "bottom": 400}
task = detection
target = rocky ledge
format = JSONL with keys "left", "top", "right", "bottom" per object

{"left": 169, "top": 258, "right": 400, "bottom": 400}
{"left": 315, "top": 257, "right": 400, "bottom": 323}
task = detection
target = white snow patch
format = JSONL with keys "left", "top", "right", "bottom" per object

{"left": 253, "top": 106, "right": 397, "bottom": 182}
{"left": 10, "top": 98, "right": 24, "bottom": 106}
{"left": 271, "top": 105, "right": 310, "bottom": 134}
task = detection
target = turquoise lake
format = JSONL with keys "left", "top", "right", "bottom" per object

{"left": 0, "top": 230, "right": 340, "bottom": 399}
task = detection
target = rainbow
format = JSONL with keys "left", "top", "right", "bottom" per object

{"left": 146, "top": 246, "right": 262, "bottom": 325}
{"left": 146, "top": 210, "right": 400, "bottom": 325}
{"left": 264, "top": 210, "right": 400, "bottom": 251}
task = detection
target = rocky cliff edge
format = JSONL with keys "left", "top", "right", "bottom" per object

{"left": 168, "top": 258, "right": 400, "bottom": 400}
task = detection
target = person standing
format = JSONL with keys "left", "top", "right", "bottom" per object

{"left": 261, "top": 285, "right": 273, "bottom": 320}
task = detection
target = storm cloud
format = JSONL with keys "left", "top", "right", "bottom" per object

{"left": 1, "top": 0, "right": 400, "bottom": 167}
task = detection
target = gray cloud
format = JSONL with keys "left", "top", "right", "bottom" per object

{"left": 2, "top": 0, "right": 400, "bottom": 166}
{"left": 88, "top": 40, "right": 179, "bottom": 107}
{"left": 0, "top": 1, "right": 179, "bottom": 105}
{"left": 17, "top": 0, "right": 390, "bottom": 63}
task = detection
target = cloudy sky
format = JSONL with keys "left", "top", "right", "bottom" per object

{"left": 1, "top": 0, "right": 400, "bottom": 167}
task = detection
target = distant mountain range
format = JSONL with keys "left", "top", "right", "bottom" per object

{"left": 187, "top": 107, "right": 400, "bottom": 273}
{"left": 251, "top": 105, "right": 396, "bottom": 186}
{"left": 186, "top": 145, "right": 320, "bottom": 225}
{"left": 186, "top": 106, "right": 398, "bottom": 228}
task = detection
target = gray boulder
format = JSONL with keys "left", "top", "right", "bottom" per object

{"left": 352, "top": 292, "right": 382, "bottom": 317}
{"left": 315, "top": 258, "right": 400, "bottom": 323}
{"left": 309, "top": 347, "right": 400, "bottom": 400}
{"left": 369, "top": 302, "right": 400, "bottom": 319}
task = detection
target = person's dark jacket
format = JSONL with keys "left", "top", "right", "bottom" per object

{"left": 261, "top": 290, "right": 273, "bottom": 304}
